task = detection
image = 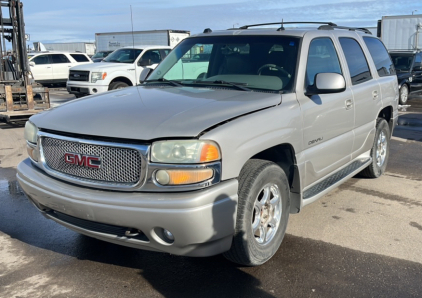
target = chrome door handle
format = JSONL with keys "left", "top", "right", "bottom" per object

{"left": 372, "top": 90, "right": 378, "bottom": 99}
{"left": 345, "top": 99, "right": 353, "bottom": 109}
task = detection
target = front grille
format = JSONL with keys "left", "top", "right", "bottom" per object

{"left": 41, "top": 137, "right": 141, "bottom": 184}
{"left": 69, "top": 70, "right": 89, "bottom": 82}
{"left": 46, "top": 210, "right": 149, "bottom": 242}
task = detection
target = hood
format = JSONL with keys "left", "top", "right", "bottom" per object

{"left": 30, "top": 86, "right": 281, "bottom": 140}
{"left": 70, "top": 62, "right": 131, "bottom": 71}
{"left": 396, "top": 72, "right": 411, "bottom": 80}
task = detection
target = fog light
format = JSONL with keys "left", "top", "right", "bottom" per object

{"left": 92, "top": 88, "right": 98, "bottom": 93}
{"left": 163, "top": 229, "right": 174, "bottom": 242}
{"left": 156, "top": 170, "right": 170, "bottom": 185}
{"left": 26, "top": 144, "right": 39, "bottom": 162}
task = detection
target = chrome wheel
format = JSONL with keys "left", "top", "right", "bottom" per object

{"left": 376, "top": 131, "right": 387, "bottom": 167}
{"left": 399, "top": 85, "right": 408, "bottom": 104}
{"left": 251, "top": 183, "right": 282, "bottom": 245}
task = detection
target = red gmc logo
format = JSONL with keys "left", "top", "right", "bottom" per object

{"left": 64, "top": 153, "right": 101, "bottom": 169}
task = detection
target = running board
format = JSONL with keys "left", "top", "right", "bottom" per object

{"left": 303, "top": 158, "right": 371, "bottom": 201}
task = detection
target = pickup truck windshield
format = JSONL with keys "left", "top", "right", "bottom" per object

{"left": 390, "top": 53, "right": 414, "bottom": 72}
{"left": 147, "top": 35, "right": 300, "bottom": 92}
{"left": 103, "top": 48, "right": 143, "bottom": 64}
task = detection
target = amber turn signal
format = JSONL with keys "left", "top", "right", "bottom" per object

{"left": 155, "top": 168, "right": 213, "bottom": 185}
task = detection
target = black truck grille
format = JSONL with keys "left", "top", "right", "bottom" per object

{"left": 69, "top": 70, "right": 89, "bottom": 82}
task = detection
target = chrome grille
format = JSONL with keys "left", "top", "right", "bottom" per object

{"left": 41, "top": 137, "right": 141, "bottom": 184}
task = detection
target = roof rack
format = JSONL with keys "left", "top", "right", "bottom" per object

{"left": 235, "top": 21, "right": 372, "bottom": 35}
{"left": 238, "top": 21, "right": 337, "bottom": 30}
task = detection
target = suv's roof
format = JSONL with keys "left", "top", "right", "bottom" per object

{"left": 388, "top": 49, "right": 421, "bottom": 54}
{"left": 192, "top": 22, "right": 373, "bottom": 38}
{"left": 29, "top": 51, "right": 90, "bottom": 56}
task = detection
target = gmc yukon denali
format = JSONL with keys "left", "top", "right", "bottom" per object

{"left": 18, "top": 22, "right": 399, "bottom": 266}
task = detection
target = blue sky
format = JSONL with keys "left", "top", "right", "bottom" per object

{"left": 22, "top": 0, "right": 422, "bottom": 45}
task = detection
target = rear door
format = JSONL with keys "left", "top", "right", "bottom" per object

{"left": 30, "top": 54, "right": 53, "bottom": 82}
{"left": 411, "top": 53, "right": 422, "bottom": 93}
{"left": 51, "top": 54, "right": 72, "bottom": 81}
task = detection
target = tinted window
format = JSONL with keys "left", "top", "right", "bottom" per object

{"left": 70, "top": 54, "right": 90, "bottom": 62}
{"left": 32, "top": 55, "right": 50, "bottom": 65}
{"left": 339, "top": 38, "right": 372, "bottom": 85}
{"left": 363, "top": 37, "right": 395, "bottom": 77}
{"left": 415, "top": 54, "right": 421, "bottom": 70}
{"left": 51, "top": 54, "right": 70, "bottom": 64}
{"left": 141, "top": 50, "right": 162, "bottom": 64}
{"left": 390, "top": 53, "right": 413, "bottom": 72}
{"left": 306, "top": 38, "right": 342, "bottom": 86}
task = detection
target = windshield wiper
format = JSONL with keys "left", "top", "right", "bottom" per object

{"left": 145, "top": 78, "right": 184, "bottom": 87}
{"left": 194, "top": 80, "right": 252, "bottom": 91}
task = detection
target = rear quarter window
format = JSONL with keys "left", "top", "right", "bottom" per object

{"left": 70, "top": 54, "right": 90, "bottom": 62}
{"left": 363, "top": 37, "right": 395, "bottom": 77}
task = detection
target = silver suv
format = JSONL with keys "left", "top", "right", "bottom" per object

{"left": 18, "top": 22, "right": 398, "bottom": 266}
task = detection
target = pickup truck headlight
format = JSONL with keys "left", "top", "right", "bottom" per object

{"left": 91, "top": 72, "right": 107, "bottom": 83}
{"left": 151, "top": 140, "right": 221, "bottom": 164}
{"left": 24, "top": 121, "right": 39, "bottom": 161}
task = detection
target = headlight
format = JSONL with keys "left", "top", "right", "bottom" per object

{"left": 24, "top": 121, "right": 38, "bottom": 144}
{"left": 24, "top": 121, "right": 39, "bottom": 162}
{"left": 91, "top": 72, "right": 107, "bottom": 83}
{"left": 151, "top": 140, "right": 221, "bottom": 164}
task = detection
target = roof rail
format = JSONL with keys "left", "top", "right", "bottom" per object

{"left": 318, "top": 25, "right": 372, "bottom": 34}
{"left": 238, "top": 21, "right": 337, "bottom": 30}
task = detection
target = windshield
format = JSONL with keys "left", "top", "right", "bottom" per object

{"left": 390, "top": 53, "right": 414, "bottom": 72}
{"left": 103, "top": 48, "right": 143, "bottom": 63}
{"left": 147, "top": 35, "right": 300, "bottom": 92}
{"left": 92, "top": 51, "right": 111, "bottom": 59}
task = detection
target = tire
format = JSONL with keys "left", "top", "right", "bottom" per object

{"left": 360, "top": 118, "right": 390, "bottom": 178}
{"left": 399, "top": 84, "right": 409, "bottom": 105}
{"left": 108, "top": 81, "right": 129, "bottom": 90}
{"left": 224, "top": 159, "right": 290, "bottom": 266}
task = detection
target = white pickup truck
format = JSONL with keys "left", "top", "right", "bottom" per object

{"left": 67, "top": 45, "right": 171, "bottom": 97}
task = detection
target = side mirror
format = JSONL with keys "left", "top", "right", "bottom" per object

{"left": 138, "top": 59, "right": 152, "bottom": 67}
{"left": 29, "top": 61, "right": 35, "bottom": 67}
{"left": 139, "top": 68, "right": 152, "bottom": 83}
{"left": 306, "top": 73, "right": 346, "bottom": 96}
{"left": 413, "top": 64, "right": 422, "bottom": 71}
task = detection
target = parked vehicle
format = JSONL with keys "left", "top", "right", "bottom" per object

{"left": 42, "top": 42, "right": 96, "bottom": 56}
{"left": 377, "top": 14, "right": 422, "bottom": 50}
{"left": 28, "top": 51, "right": 92, "bottom": 85}
{"left": 67, "top": 45, "right": 171, "bottom": 97}
{"left": 389, "top": 50, "right": 422, "bottom": 104}
{"left": 18, "top": 22, "right": 398, "bottom": 266}
{"left": 95, "top": 30, "right": 190, "bottom": 52}
{"left": 91, "top": 50, "right": 113, "bottom": 62}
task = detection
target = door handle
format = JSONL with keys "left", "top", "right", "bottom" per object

{"left": 345, "top": 99, "right": 353, "bottom": 110}
{"left": 372, "top": 90, "right": 378, "bottom": 99}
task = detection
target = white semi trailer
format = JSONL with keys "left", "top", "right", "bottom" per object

{"left": 95, "top": 30, "right": 190, "bottom": 52}
{"left": 42, "top": 42, "right": 96, "bottom": 56}
{"left": 377, "top": 14, "right": 422, "bottom": 50}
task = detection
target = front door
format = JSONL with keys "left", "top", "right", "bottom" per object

{"left": 30, "top": 54, "right": 53, "bottom": 82}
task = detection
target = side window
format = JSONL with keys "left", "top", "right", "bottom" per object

{"left": 70, "top": 54, "right": 90, "bottom": 62}
{"left": 414, "top": 54, "right": 421, "bottom": 70}
{"left": 306, "top": 38, "right": 342, "bottom": 86}
{"left": 141, "top": 50, "right": 162, "bottom": 64}
{"left": 363, "top": 37, "right": 395, "bottom": 77}
{"left": 339, "top": 38, "right": 372, "bottom": 85}
{"left": 51, "top": 54, "right": 70, "bottom": 64}
{"left": 32, "top": 55, "right": 50, "bottom": 65}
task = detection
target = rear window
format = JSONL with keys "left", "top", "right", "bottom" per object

{"left": 70, "top": 54, "right": 90, "bottom": 62}
{"left": 363, "top": 37, "right": 395, "bottom": 77}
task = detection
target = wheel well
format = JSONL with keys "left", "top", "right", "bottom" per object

{"left": 378, "top": 106, "right": 393, "bottom": 135}
{"left": 110, "top": 77, "right": 133, "bottom": 87}
{"left": 251, "top": 144, "right": 301, "bottom": 213}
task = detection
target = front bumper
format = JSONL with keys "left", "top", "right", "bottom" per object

{"left": 66, "top": 81, "right": 109, "bottom": 96}
{"left": 17, "top": 158, "right": 238, "bottom": 257}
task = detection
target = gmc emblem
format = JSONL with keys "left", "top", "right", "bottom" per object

{"left": 64, "top": 153, "right": 101, "bottom": 169}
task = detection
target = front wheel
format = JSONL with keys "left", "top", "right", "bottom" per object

{"left": 108, "top": 81, "right": 129, "bottom": 90}
{"left": 360, "top": 118, "right": 390, "bottom": 178}
{"left": 224, "top": 159, "right": 290, "bottom": 266}
{"left": 399, "top": 84, "right": 409, "bottom": 105}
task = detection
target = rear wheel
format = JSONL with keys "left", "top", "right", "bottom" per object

{"left": 360, "top": 118, "right": 390, "bottom": 178}
{"left": 108, "top": 81, "right": 129, "bottom": 90}
{"left": 224, "top": 159, "right": 290, "bottom": 266}
{"left": 399, "top": 84, "right": 409, "bottom": 105}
